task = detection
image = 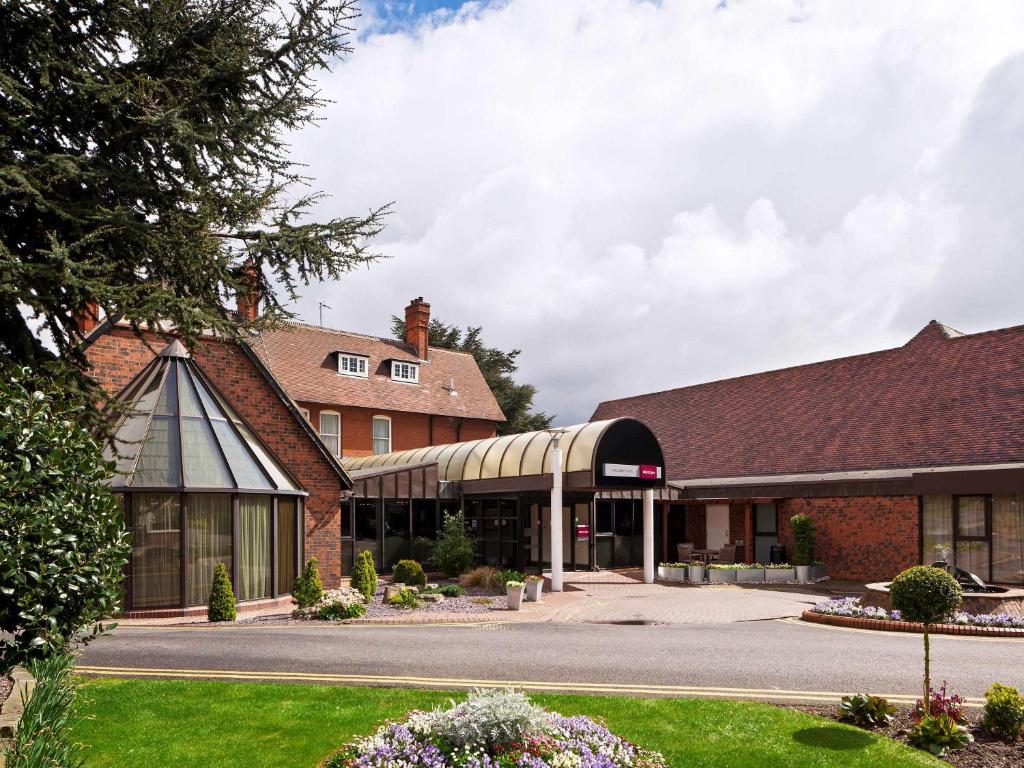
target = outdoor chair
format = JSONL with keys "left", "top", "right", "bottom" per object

{"left": 677, "top": 543, "right": 694, "bottom": 562}
{"left": 718, "top": 544, "right": 737, "bottom": 564}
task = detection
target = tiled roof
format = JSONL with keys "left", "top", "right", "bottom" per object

{"left": 591, "top": 320, "right": 1024, "bottom": 480}
{"left": 252, "top": 322, "right": 505, "bottom": 421}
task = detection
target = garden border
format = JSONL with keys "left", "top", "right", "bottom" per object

{"left": 0, "top": 666, "right": 36, "bottom": 738}
{"left": 800, "top": 610, "right": 1024, "bottom": 638}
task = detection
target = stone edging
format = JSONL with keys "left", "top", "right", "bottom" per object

{"left": 800, "top": 610, "right": 1024, "bottom": 638}
{"left": 0, "top": 667, "right": 36, "bottom": 739}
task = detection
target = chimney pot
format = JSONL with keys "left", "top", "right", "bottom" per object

{"left": 405, "top": 297, "right": 431, "bottom": 360}
{"left": 236, "top": 260, "right": 260, "bottom": 322}
{"left": 71, "top": 302, "right": 101, "bottom": 337}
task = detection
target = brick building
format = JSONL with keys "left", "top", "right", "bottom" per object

{"left": 592, "top": 320, "right": 1024, "bottom": 585}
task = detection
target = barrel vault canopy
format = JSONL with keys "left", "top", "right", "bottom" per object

{"left": 341, "top": 418, "right": 665, "bottom": 491}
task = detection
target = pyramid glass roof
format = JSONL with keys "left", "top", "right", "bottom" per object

{"left": 105, "top": 340, "right": 302, "bottom": 494}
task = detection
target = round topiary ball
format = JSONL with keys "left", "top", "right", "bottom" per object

{"left": 889, "top": 565, "right": 962, "bottom": 625}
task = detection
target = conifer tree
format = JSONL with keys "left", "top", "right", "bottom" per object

{"left": 207, "top": 563, "right": 237, "bottom": 623}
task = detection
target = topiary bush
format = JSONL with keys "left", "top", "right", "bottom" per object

{"left": 351, "top": 549, "right": 378, "bottom": 601}
{"left": 392, "top": 559, "right": 426, "bottom": 587}
{"left": 982, "top": 683, "right": 1024, "bottom": 740}
{"left": 428, "top": 511, "right": 477, "bottom": 577}
{"left": 207, "top": 562, "right": 237, "bottom": 622}
{"left": 890, "top": 565, "right": 963, "bottom": 708}
{"left": 292, "top": 556, "right": 324, "bottom": 609}
{"left": 790, "top": 514, "right": 815, "bottom": 566}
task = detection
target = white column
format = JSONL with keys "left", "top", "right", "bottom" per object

{"left": 549, "top": 434, "right": 563, "bottom": 592}
{"left": 642, "top": 488, "right": 655, "bottom": 584}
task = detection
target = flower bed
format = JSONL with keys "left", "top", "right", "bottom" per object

{"left": 325, "top": 689, "right": 667, "bottom": 768}
{"left": 811, "top": 597, "right": 1024, "bottom": 629}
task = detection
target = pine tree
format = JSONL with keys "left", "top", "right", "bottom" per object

{"left": 207, "top": 563, "right": 237, "bottom": 622}
{"left": 351, "top": 549, "right": 378, "bottom": 602}
{"left": 292, "top": 556, "right": 324, "bottom": 609}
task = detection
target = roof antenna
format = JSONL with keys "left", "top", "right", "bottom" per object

{"left": 318, "top": 301, "right": 331, "bottom": 327}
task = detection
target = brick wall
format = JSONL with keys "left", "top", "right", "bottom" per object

{"left": 779, "top": 496, "right": 920, "bottom": 581}
{"left": 85, "top": 327, "right": 348, "bottom": 586}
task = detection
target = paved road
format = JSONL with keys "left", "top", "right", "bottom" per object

{"left": 78, "top": 618, "right": 1024, "bottom": 704}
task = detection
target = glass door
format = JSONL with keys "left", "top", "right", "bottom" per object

{"left": 955, "top": 496, "right": 990, "bottom": 581}
{"left": 754, "top": 503, "right": 778, "bottom": 564}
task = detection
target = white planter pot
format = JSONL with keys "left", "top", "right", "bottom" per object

{"left": 506, "top": 585, "right": 525, "bottom": 610}
{"left": 525, "top": 579, "right": 543, "bottom": 602}
{"left": 687, "top": 565, "right": 706, "bottom": 584}
{"left": 709, "top": 568, "right": 737, "bottom": 584}
{"left": 795, "top": 565, "right": 812, "bottom": 583}
{"left": 657, "top": 566, "right": 669, "bottom": 581}
{"left": 812, "top": 565, "right": 828, "bottom": 582}
{"left": 667, "top": 567, "right": 687, "bottom": 583}
{"left": 765, "top": 568, "right": 796, "bottom": 582}
{"left": 736, "top": 568, "right": 765, "bottom": 583}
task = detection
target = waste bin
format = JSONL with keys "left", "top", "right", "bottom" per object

{"left": 769, "top": 544, "right": 786, "bottom": 564}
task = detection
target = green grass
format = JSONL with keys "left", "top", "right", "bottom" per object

{"left": 71, "top": 679, "right": 942, "bottom": 768}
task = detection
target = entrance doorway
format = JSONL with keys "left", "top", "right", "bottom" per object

{"left": 754, "top": 503, "right": 779, "bottom": 563}
{"left": 706, "top": 504, "right": 730, "bottom": 550}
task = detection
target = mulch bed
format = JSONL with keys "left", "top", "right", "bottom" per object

{"left": 787, "top": 704, "right": 1024, "bottom": 767}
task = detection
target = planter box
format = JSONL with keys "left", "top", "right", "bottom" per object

{"left": 709, "top": 568, "right": 737, "bottom": 584}
{"left": 736, "top": 568, "right": 765, "bottom": 584}
{"left": 666, "top": 567, "right": 687, "bottom": 583}
{"left": 657, "top": 566, "right": 669, "bottom": 581}
{"left": 506, "top": 585, "right": 525, "bottom": 610}
{"left": 812, "top": 565, "right": 828, "bottom": 582}
{"left": 525, "top": 579, "right": 543, "bottom": 602}
{"left": 765, "top": 568, "right": 796, "bottom": 582}
{"left": 687, "top": 565, "right": 706, "bottom": 584}
{"left": 795, "top": 565, "right": 813, "bottom": 583}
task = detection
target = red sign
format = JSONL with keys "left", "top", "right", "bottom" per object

{"left": 639, "top": 464, "right": 659, "bottom": 479}
{"left": 575, "top": 524, "right": 590, "bottom": 539}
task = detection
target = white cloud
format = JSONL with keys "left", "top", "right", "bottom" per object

{"left": 287, "top": 0, "right": 1024, "bottom": 423}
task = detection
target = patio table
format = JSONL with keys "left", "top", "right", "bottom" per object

{"left": 693, "top": 549, "right": 719, "bottom": 563}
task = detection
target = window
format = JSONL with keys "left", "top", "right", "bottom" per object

{"left": 372, "top": 416, "right": 391, "bottom": 454}
{"left": 390, "top": 360, "right": 419, "bottom": 383}
{"left": 338, "top": 354, "right": 368, "bottom": 378}
{"left": 319, "top": 411, "right": 341, "bottom": 456}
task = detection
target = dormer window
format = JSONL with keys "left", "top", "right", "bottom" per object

{"left": 391, "top": 360, "right": 419, "bottom": 383}
{"left": 338, "top": 353, "right": 368, "bottom": 378}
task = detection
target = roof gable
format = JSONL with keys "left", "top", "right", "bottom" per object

{"left": 592, "top": 321, "right": 1024, "bottom": 480}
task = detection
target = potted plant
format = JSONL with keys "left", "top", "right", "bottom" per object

{"left": 657, "top": 563, "right": 670, "bottom": 581}
{"left": 506, "top": 580, "right": 525, "bottom": 610}
{"left": 811, "top": 560, "right": 827, "bottom": 582}
{"left": 708, "top": 564, "right": 737, "bottom": 584}
{"left": 765, "top": 563, "right": 796, "bottom": 582}
{"left": 736, "top": 563, "right": 765, "bottom": 583}
{"left": 791, "top": 514, "right": 815, "bottom": 582}
{"left": 687, "top": 561, "right": 706, "bottom": 584}
{"left": 525, "top": 575, "right": 544, "bottom": 602}
{"left": 670, "top": 562, "right": 689, "bottom": 582}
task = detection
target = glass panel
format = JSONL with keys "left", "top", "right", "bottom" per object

{"left": 211, "top": 420, "right": 273, "bottom": 490}
{"left": 238, "top": 495, "right": 271, "bottom": 600}
{"left": 182, "top": 415, "right": 233, "bottom": 487}
{"left": 154, "top": 363, "right": 178, "bottom": 416}
{"left": 922, "top": 496, "right": 954, "bottom": 564}
{"left": 186, "top": 494, "right": 232, "bottom": 606}
{"left": 355, "top": 498, "right": 380, "bottom": 570}
{"left": 573, "top": 502, "right": 589, "bottom": 568}
{"left": 233, "top": 418, "right": 297, "bottom": 490}
{"left": 383, "top": 500, "right": 410, "bottom": 570}
{"left": 277, "top": 498, "right": 298, "bottom": 594}
{"left": 596, "top": 500, "right": 613, "bottom": 533}
{"left": 992, "top": 494, "right": 1024, "bottom": 585}
{"left": 755, "top": 503, "right": 777, "bottom": 534}
{"left": 133, "top": 416, "right": 181, "bottom": 487}
{"left": 613, "top": 500, "right": 633, "bottom": 565}
{"left": 131, "top": 493, "right": 180, "bottom": 608}
{"left": 957, "top": 496, "right": 987, "bottom": 537}
{"left": 177, "top": 362, "right": 203, "bottom": 417}
{"left": 956, "top": 540, "right": 990, "bottom": 579}
{"left": 372, "top": 417, "right": 390, "bottom": 455}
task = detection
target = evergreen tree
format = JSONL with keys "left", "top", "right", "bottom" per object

{"left": 207, "top": 562, "right": 237, "bottom": 622}
{"left": 350, "top": 549, "right": 377, "bottom": 601}
{"left": 392, "top": 317, "right": 553, "bottom": 434}
{"left": 292, "top": 556, "right": 324, "bottom": 608}
{"left": 0, "top": 0, "right": 386, "bottom": 423}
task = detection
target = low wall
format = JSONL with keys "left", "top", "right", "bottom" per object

{"left": 802, "top": 610, "right": 1024, "bottom": 638}
{"left": 0, "top": 667, "right": 35, "bottom": 739}
{"left": 862, "top": 582, "right": 1024, "bottom": 617}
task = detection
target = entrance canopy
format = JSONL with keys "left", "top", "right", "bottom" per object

{"left": 342, "top": 418, "right": 665, "bottom": 494}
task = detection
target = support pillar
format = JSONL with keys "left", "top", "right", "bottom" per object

{"left": 549, "top": 434, "right": 563, "bottom": 592}
{"left": 642, "top": 489, "right": 654, "bottom": 584}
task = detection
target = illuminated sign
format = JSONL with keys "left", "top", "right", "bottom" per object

{"left": 602, "top": 463, "right": 663, "bottom": 479}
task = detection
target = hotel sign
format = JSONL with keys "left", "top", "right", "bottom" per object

{"left": 603, "top": 463, "right": 662, "bottom": 480}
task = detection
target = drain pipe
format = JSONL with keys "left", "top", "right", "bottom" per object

{"left": 549, "top": 430, "right": 565, "bottom": 592}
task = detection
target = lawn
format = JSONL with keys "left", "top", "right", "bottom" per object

{"left": 71, "top": 678, "right": 941, "bottom": 768}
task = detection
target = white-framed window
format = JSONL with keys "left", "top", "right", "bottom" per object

{"left": 390, "top": 360, "right": 419, "bottom": 383}
{"left": 372, "top": 416, "right": 391, "bottom": 455}
{"left": 338, "top": 353, "right": 368, "bottom": 378}
{"left": 298, "top": 407, "right": 311, "bottom": 422}
{"left": 319, "top": 411, "right": 341, "bottom": 456}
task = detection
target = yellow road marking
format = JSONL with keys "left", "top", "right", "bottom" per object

{"left": 75, "top": 664, "right": 984, "bottom": 706}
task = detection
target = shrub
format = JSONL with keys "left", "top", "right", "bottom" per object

{"left": 351, "top": 549, "right": 378, "bottom": 601}
{"left": 421, "top": 584, "right": 465, "bottom": 598}
{"left": 408, "top": 689, "right": 552, "bottom": 752}
{"left": 908, "top": 714, "right": 973, "bottom": 757}
{"left": 0, "top": 366, "right": 131, "bottom": 675}
{"left": 428, "top": 511, "right": 477, "bottom": 577}
{"left": 207, "top": 562, "right": 237, "bottom": 622}
{"left": 498, "top": 569, "right": 525, "bottom": 586}
{"left": 790, "top": 514, "right": 815, "bottom": 566}
{"left": 890, "top": 565, "right": 962, "bottom": 706}
{"left": 915, "top": 681, "right": 965, "bottom": 723}
{"left": 387, "top": 588, "right": 422, "bottom": 610}
{"left": 838, "top": 694, "right": 897, "bottom": 728}
{"left": 460, "top": 566, "right": 502, "bottom": 591}
{"left": 983, "top": 683, "right": 1024, "bottom": 739}
{"left": 2, "top": 652, "right": 81, "bottom": 768}
{"left": 317, "top": 598, "right": 366, "bottom": 621}
{"left": 292, "top": 557, "right": 324, "bottom": 609}
{"left": 393, "top": 559, "right": 426, "bottom": 587}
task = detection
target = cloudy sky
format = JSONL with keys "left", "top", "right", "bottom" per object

{"left": 287, "top": 0, "right": 1024, "bottom": 425}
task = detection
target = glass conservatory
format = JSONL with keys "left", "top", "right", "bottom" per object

{"left": 105, "top": 340, "right": 306, "bottom": 613}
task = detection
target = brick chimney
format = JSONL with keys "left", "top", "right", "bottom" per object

{"left": 235, "top": 260, "right": 260, "bottom": 322}
{"left": 71, "top": 302, "right": 101, "bottom": 337}
{"left": 404, "top": 297, "right": 431, "bottom": 359}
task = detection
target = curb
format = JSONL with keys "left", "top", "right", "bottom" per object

{"left": 0, "top": 667, "right": 36, "bottom": 739}
{"left": 345, "top": 612, "right": 526, "bottom": 626}
{"left": 800, "top": 610, "right": 1024, "bottom": 638}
